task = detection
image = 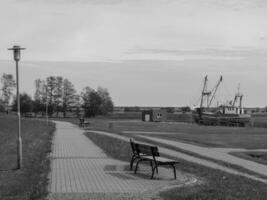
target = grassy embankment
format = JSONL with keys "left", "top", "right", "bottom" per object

{"left": 68, "top": 117, "right": 267, "bottom": 149}
{"left": 230, "top": 151, "right": 267, "bottom": 166}
{"left": 85, "top": 131, "right": 267, "bottom": 200}
{"left": 64, "top": 116, "right": 267, "bottom": 165}
{"left": 0, "top": 115, "right": 55, "bottom": 200}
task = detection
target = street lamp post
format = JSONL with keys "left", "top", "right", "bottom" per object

{"left": 45, "top": 85, "right": 48, "bottom": 126}
{"left": 8, "top": 45, "right": 26, "bottom": 169}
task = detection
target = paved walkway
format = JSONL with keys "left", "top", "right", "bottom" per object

{"left": 88, "top": 130, "right": 267, "bottom": 184}
{"left": 48, "top": 122, "right": 193, "bottom": 200}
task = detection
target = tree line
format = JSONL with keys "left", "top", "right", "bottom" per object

{"left": 0, "top": 73, "right": 114, "bottom": 117}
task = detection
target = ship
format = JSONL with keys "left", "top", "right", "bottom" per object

{"left": 192, "top": 75, "right": 251, "bottom": 127}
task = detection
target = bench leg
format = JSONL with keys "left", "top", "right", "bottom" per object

{"left": 130, "top": 155, "right": 139, "bottom": 170}
{"left": 130, "top": 155, "right": 135, "bottom": 170}
{"left": 151, "top": 161, "right": 158, "bottom": 174}
{"left": 151, "top": 165, "right": 158, "bottom": 179}
{"left": 134, "top": 159, "right": 142, "bottom": 174}
{"left": 172, "top": 165, "right": 176, "bottom": 179}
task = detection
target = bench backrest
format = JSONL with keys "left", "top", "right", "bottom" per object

{"left": 130, "top": 138, "right": 138, "bottom": 154}
{"left": 130, "top": 139, "right": 160, "bottom": 157}
{"left": 137, "top": 143, "right": 159, "bottom": 157}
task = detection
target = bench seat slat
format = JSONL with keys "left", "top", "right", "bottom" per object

{"left": 155, "top": 157, "right": 179, "bottom": 164}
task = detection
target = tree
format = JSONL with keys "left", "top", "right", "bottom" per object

{"left": 54, "top": 76, "right": 63, "bottom": 117}
{"left": 166, "top": 107, "right": 175, "bottom": 113}
{"left": 46, "top": 76, "right": 57, "bottom": 116}
{"left": 81, "top": 86, "right": 94, "bottom": 117}
{"left": 33, "top": 76, "right": 79, "bottom": 117}
{"left": 88, "top": 90, "right": 102, "bottom": 117}
{"left": 181, "top": 106, "right": 191, "bottom": 113}
{"left": 33, "top": 79, "right": 46, "bottom": 116}
{"left": 97, "top": 87, "right": 114, "bottom": 115}
{"left": 1, "top": 73, "right": 15, "bottom": 111}
{"left": 62, "top": 78, "right": 78, "bottom": 117}
{"left": 0, "top": 99, "right": 5, "bottom": 112}
{"left": 81, "top": 86, "right": 113, "bottom": 117}
{"left": 12, "top": 93, "right": 33, "bottom": 114}
{"left": 45, "top": 76, "right": 64, "bottom": 116}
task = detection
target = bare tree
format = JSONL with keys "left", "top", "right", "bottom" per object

{"left": 62, "top": 78, "right": 78, "bottom": 117}
{"left": 33, "top": 79, "right": 46, "bottom": 116}
{"left": 1, "top": 73, "right": 15, "bottom": 112}
{"left": 54, "top": 77, "right": 63, "bottom": 117}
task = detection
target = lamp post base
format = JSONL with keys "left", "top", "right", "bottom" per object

{"left": 17, "top": 137, "right": 22, "bottom": 169}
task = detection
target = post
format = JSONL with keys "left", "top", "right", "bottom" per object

{"left": 16, "top": 60, "right": 22, "bottom": 169}
{"left": 8, "top": 45, "right": 25, "bottom": 170}
{"left": 46, "top": 87, "right": 48, "bottom": 126}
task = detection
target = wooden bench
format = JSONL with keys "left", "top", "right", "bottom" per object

{"left": 129, "top": 139, "right": 179, "bottom": 179}
{"left": 79, "top": 118, "right": 90, "bottom": 127}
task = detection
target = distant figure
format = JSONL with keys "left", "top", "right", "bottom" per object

{"left": 79, "top": 117, "right": 85, "bottom": 127}
{"left": 79, "top": 116, "right": 90, "bottom": 127}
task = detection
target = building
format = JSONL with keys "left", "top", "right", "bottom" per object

{"left": 141, "top": 109, "right": 167, "bottom": 122}
{"left": 113, "top": 106, "right": 125, "bottom": 113}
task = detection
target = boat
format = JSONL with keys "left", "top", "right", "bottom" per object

{"left": 192, "top": 75, "right": 251, "bottom": 127}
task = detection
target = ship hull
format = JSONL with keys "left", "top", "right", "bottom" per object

{"left": 192, "top": 109, "right": 251, "bottom": 127}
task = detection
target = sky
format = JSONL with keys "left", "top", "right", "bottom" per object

{"left": 0, "top": 0, "right": 267, "bottom": 107}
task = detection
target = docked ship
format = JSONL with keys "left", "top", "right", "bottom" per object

{"left": 192, "top": 75, "right": 251, "bottom": 126}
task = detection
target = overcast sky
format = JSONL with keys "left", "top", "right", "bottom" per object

{"left": 0, "top": 0, "right": 267, "bottom": 107}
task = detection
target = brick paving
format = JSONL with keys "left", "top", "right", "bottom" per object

{"left": 48, "top": 121, "right": 192, "bottom": 200}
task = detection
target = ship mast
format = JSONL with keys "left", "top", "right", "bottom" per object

{"left": 200, "top": 75, "right": 222, "bottom": 108}
{"left": 233, "top": 83, "right": 243, "bottom": 109}
{"left": 200, "top": 75, "right": 211, "bottom": 108}
{"left": 208, "top": 75, "right": 223, "bottom": 107}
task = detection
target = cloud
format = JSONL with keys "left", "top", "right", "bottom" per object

{"left": 260, "top": 36, "right": 267, "bottom": 40}
{"left": 1, "top": 0, "right": 267, "bottom": 62}
{"left": 178, "top": 0, "right": 267, "bottom": 10}
{"left": 17, "top": 0, "right": 125, "bottom": 5}
{"left": 126, "top": 48, "right": 267, "bottom": 60}
{"left": 57, "top": 0, "right": 123, "bottom": 5}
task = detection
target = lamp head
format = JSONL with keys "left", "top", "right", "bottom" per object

{"left": 8, "top": 45, "right": 26, "bottom": 61}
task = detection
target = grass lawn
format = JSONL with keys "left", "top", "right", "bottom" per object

{"left": 84, "top": 132, "right": 267, "bottom": 200}
{"left": 0, "top": 115, "right": 55, "bottom": 200}
{"left": 252, "top": 116, "right": 267, "bottom": 128}
{"left": 62, "top": 117, "right": 267, "bottom": 149}
{"left": 230, "top": 152, "right": 267, "bottom": 166}
{"left": 110, "top": 121, "right": 267, "bottom": 149}
{"left": 144, "top": 129, "right": 267, "bottom": 149}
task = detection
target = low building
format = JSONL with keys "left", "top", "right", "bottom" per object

{"left": 142, "top": 109, "right": 167, "bottom": 122}
{"left": 113, "top": 106, "right": 125, "bottom": 113}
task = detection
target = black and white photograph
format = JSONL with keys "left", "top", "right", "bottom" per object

{"left": 0, "top": 0, "right": 267, "bottom": 199}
